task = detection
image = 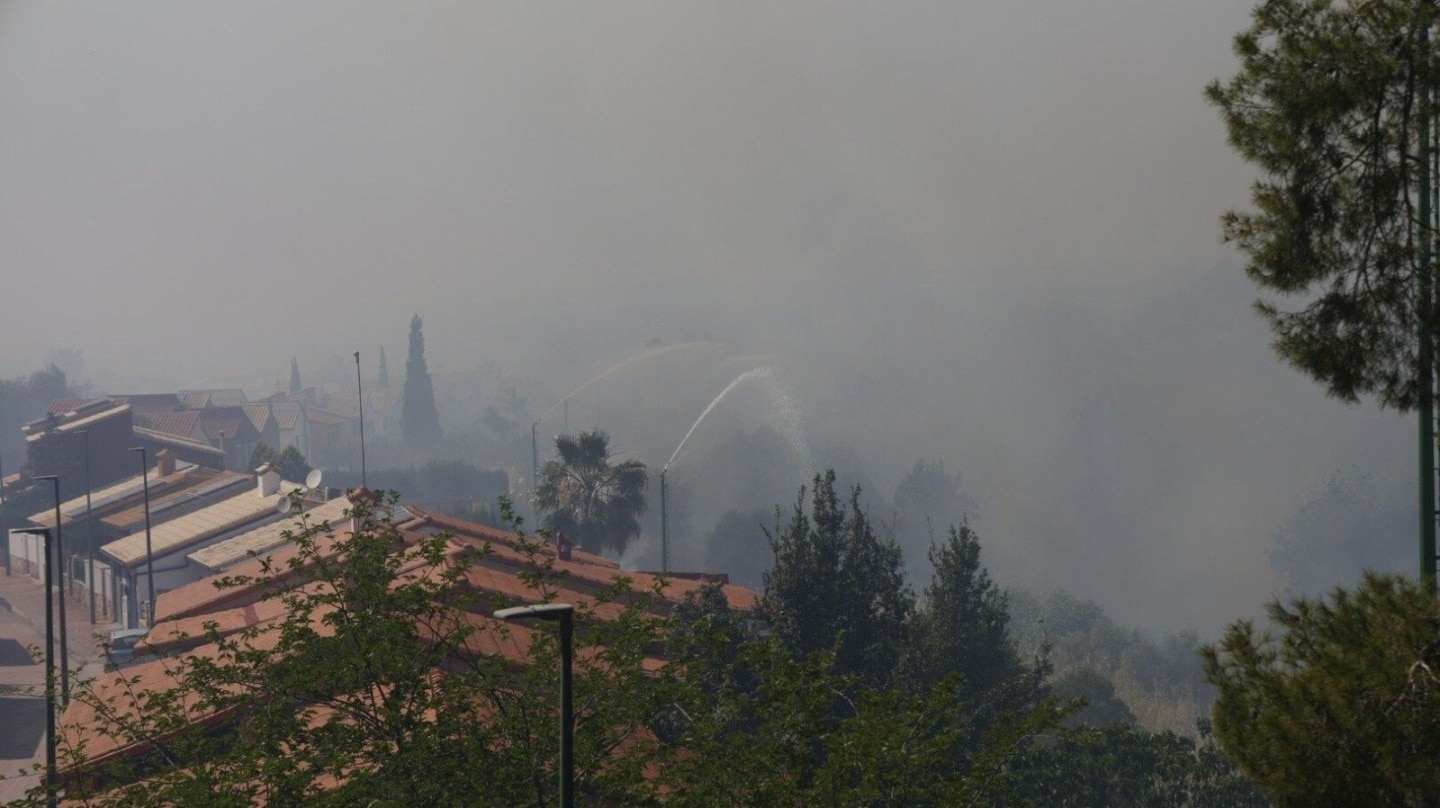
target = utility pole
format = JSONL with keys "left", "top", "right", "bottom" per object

{"left": 1422, "top": 23, "right": 1437, "bottom": 589}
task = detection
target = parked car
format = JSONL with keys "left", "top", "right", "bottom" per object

{"left": 105, "top": 627, "right": 149, "bottom": 669}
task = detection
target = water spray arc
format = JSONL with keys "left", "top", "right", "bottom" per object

{"left": 659, "top": 367, "right": 774, "bottom": 571}
{"left": 530, "top": 341, "right": 719, "bottom": 516}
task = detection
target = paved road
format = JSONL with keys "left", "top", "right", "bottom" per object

{"left": 0, "top": 572, "right": 117, "bottom": 805}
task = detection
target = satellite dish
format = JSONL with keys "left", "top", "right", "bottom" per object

{"left": 276, "top": 497, "right": 293, "bottom": 516}
{"left": 305, "top": 469, "right": 323, "bottom": 490}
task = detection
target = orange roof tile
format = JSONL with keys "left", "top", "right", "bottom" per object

{"left": 136, "top": 409, "right": 202, "bottom": 439}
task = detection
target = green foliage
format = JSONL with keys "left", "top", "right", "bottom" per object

{"left": 534, "top": 429, "right": 648, "bottom": 555}
{"left": 1009, "top": 588, "right": 1212, "bottom": 734}
{"left": 763, "top": 470, "right": 914, "bottom": 688}
{"left": 900, "top": 522, "right": 1028, "bottom": 703}
{"left": 1051, "top": 668, "right": 1137, "bottom": 729}
{"left": 655, "top": 603, "right": 1069, "bottom": 807}
{"left": 0, "top": 364, "right": 80, "bottom": 477}
{"left": 246, "top": 442, "right": 313, "bottom": 483}
{"left": 16, "top": 491, "right": 1086, "bottom": 807}
{"left": 1203, "top": 573, "right": 1440, "bottom": 806}
{"left": 1207, "top": 0, "right": 1440, "bottom": 408}
{"left": 325, "top": 461, "right": 509, "bottom": 521}
{"left": 1004, "top": 722, "right": 1269, "bottom": 808}
{"left": 400, "top": 313, "right": 442, "bottom": 447}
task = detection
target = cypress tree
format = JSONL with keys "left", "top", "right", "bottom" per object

{"left": 289, "top": 357, "right": 302, "bottom": 395}
{"left": 400, "top": 314, "right": 442, "bottom": 447}
{"left": 377, "top": 345, "right": 389, "bottom": 387}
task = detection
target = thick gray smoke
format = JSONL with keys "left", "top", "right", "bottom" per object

{"left": 0, "top": 1, "right": 1413, "bottom": 632}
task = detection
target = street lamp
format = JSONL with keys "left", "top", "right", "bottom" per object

{"left": 0, "top": 444, "right": 9, "bottom": 576}
{"left": 33, "top": 476, "right": 69, "bottom": 705}
{"left": 75, "top": 431, "right": 95, "bottom": 624}
{"left": 494, "top": 603, "right": 574, "bottom": 808}
{"left": 127, "top": 448, "right": 155, "bottom": 627}
{"left": 14, "top": 527, "right": 59, "bottom": 808}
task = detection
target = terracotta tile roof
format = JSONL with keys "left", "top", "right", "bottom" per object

{"left": 39, "top": 402, "right": 131, "bottom": 435}
{"left": 154, "top": 528, "right": 353, "bottom": 621}
{"left": 198, "top": 410, "right": 247, "bottom": 442}
{"left": 398, "top": 508, "right": 759, "bottom": 611}
{"left": 180, "top": 389, "right": 247, "bottom": 409}
{"left": 132, "top": 426, "right": 226, "bottom": 456}
{"left": 273, "top": 408, "right": 301, "bottom": 431}
{"left": 57, "top": 651, "right": 236, "bottom": 774}
{"left": 107, "top": 393, "right": 181, "bottom": 414}
{"left": 45, "top": 397, "right": 93, "bottom": 416}
{"left": 136, "top": 409, "right": 201, "bottom": 439}
{"left": 240, "top": 403, "right": 272, "bottom": 434}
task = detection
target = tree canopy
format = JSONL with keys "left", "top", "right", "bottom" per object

{"left": 17, "top": 494, "right": 1107, "bottom": 808}
{"left": 535, "top": 429, "right": 648, "bottom": 555}
{"left": 763, "top": 470, "right": 914, "bottom": 688}
{"left": 900, "top": 522, "right": 1032, "bottom": 707}
{"left": 1207, "top": 0, "right": 1440, "bottom": 408}
{"left": 1203, "top": 573, "right": 1440, "bottom": 806}
{"left": 400, "top": 313, "right": 442, "bottom": 448}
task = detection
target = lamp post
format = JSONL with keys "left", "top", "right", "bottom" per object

{"left": 34, "top": 476, "right": 68, "bottom": 706}
{"left": 660, "top": 470, "right": 668, "bottom": 573}
{"left": 15, "top": 527, "right": 58, "bottom": 808}
{"left": 127, "top": 448, "right": 155, "bottom": 627}
{"left": 76, "top": 431, "right": 95, "bottom": 624}
{"left": 0, "top": 445, "right": 9, "bottom": 576}
{"left": 494, "top": 603, "right": 574, "bottom": 808}
{"left": 354, "top": 351, "right": 367, "bottom": 489}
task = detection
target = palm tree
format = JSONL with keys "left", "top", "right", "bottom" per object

{"left": 535, "top": 429, "right": 648, "bottom": 555}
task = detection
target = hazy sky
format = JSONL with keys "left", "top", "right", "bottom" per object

{"left": 0, "top": 2, "right": 1414, "bottom": 631}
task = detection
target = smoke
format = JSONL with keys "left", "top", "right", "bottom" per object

{"left": 0, "top": 1, "right": 1410, "bottom": 632}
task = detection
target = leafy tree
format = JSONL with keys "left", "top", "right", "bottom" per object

{"left": 289, "top": 357, "right": 302, "bottom": 395}
{"left": 0, "top": 364, "right": 80, "bottom": 479}
{"left": 400, "top": 313, "right": 442, "bottom": 448}
{"left": 1203, "top": 573, "right": 1440, "bottom": 806}
{"left": 1051, "top": 668, "right": 1137, "bottom": 729}
{"left": 534, "top": 429, "right": 648, "bottom": 555}
{"left": 763, "top": 470, "right": 914, "bottom": 688}
{"left": 1004, "top": 722, "right": 1269, "bottom": 808}
{"left": 900, "top": 522, "right": 1029, "bottom": 705}
{"left": 16, "top": 492, "right": 1080, "bottom": 808}
{"left": 1207, "top": 0, "right": 1440, "bottom": 408}
{"left": 246, "top": 442, "right": 313, "bottom": 483}
{"left": 656, "top": 593, "right": 1069, "bottom": 808}
{"left": 21, "top": 496, "right": 671, "bottom": 807}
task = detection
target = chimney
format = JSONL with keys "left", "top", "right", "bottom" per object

{"left": 155, "top": 449, "right": 177, "bottom": 478}
{"left": 346, "top": 488, "right": 376, "bottom": 534}
{"left": 255, "top": 462, "right": 282, "bottom": 497}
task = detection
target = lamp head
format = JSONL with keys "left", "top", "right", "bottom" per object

{"left": 494, "top": 603, "right": 574, "bottom": 622}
